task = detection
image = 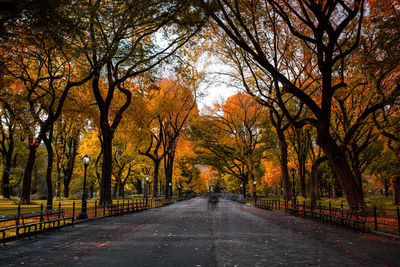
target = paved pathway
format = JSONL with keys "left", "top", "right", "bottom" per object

{"left": 1, "top": 198, "right": 399, "bottom": 266}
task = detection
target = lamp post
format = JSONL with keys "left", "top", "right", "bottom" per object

{"left": 144, "top": 176, "right": 149, "bottom": 197}
{"left": 78, "top": 155, "right": 90, "bottom": 219}
{"left": 168, "top": 182, "right": 172, "bottom": 198}
{"left": 290, "top": 168, "right": 296, "bottom": 205}
{"left": 253, "top": 180, "right": 257, "bottom": 205}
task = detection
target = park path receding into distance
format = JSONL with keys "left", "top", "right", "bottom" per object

{"left": 1, "top": 198, "right": 399, "bottom": 266}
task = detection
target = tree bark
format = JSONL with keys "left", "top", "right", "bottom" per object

{"left": 277, "top": 130, "right": 291, "bottom": 201}
{"left": 62, "top": 137, "right": 78, "bottom": 198}
{"left": 119, "top": 181, "right": 124, "bottom": 197}
{"left": 1, "top": 126, "right": 14, "bottom": 199}
{"left": 393, "top": 176, "right": 400, "bottom": 205}
{"left": 384, "top": 179, "right": 389, "bottom": 197}
{"left": 43, "top": 133, "right": 54, "bottom": 210}
{"left": 21, "top": 144, "right": 38, "bottom": 204}
{"left": 112, "top": 178, "right": 119, "bottom": 198}
{"left": 311, "top": 156, "right": 327, "bottom": 206}
{"left": 164, "top": 149, "right": 175, "bottom": 199}
{"left": 2, "top": 158, "right": 11, "bottom": 199}
{"left": 99, "top": 125, "right": 113, "bottom": 204}
{"left": 332, "top": 184, "right": 337, "bottom": 199}
{"left": 317, "top": 131, "right": 365, "bottom": 208}
{"left": 153, "top": 159, "right": 160, "bottom": 198}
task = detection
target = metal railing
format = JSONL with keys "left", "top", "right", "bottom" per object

{"left": 0, "top": 196, "right": 179, "bottom": 245}
{"left": 252, "top": 197, "right": 400, "bottom": 236}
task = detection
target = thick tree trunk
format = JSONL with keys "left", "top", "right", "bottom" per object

{"left": 277, "top": 130, "right": 291, "bottom": 200}
{"left": 21, "top": 144, "right": 38, "bottom": 204}
{"left": 63, "top": 179, "right": 70, "bottom": 198}
{"left": 63, "top": 137, "right": 78, "bottom": 198}
{"left": 43, "top": 135, "right": 54, "bottom": 210}
{"left": 392, "top": 176, "right": 400, "bottom": 205}
{"left": 164, "top": 150, "right": 175, "bottom": 199}
{"left": 317, "top": 131, "right": 365, "bottom": 208}
{"left": 100, "top": 126, "right": 113, "bottom": 204}
{"left": 152, "top": 160, "right": 160, "bottom": 198}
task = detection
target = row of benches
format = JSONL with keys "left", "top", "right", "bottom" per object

{"left": 256, "top": 200, "right": 368, "bottom": 230}
{"left": 1, "top": 199, "right": 150, "bottom": 245}
{"left": 107, "top": 199, "right": 148, "bottom": 215}
{"left": 0, "top": 209, "right": 73, "bottom": 246}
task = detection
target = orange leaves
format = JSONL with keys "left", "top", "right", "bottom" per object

{"left": 262, "top": 160, "right": 281, "bottom": 186}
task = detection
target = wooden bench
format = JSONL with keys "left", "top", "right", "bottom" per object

{"left": 285, "top": 202, "right": 367, "bottom": 230}
{"left": 0, "top": 214, "right": 19, "bottom": 246}
{"left": 107, "top": 199, "right": 147, "bottom": 216}
{"left": 334, "top": 208, "right": 367, "bottom": 229}
{"left": 287, "top": 203, "right": 300, "bottom": 215}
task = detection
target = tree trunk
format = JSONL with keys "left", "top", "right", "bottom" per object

{"left": 56, "top": 166, "right": 61, "bottom": 198}
{"left": 164, "top": 149, "right": 175, "bottom": 199}
{"left": 63, "top": 137, "right": 78, "bottom": 198}
{"left": 43, "top": 134, "right": 54, "bottom": 210}
{"left": 277, "top": 130, "right": 291, "bottom": 200}
{"left": 311, "top": 156, "right": 327, "bottom": 206}
{"left": 2, "top": 160, "right": 11, "bottom": 199}
{"left": 384, "top": 179, "right": 389, "bottom": 197}
{"left": 112, "top": 178, "right": 119, "bottom": 198}
{"left": 1, "top": 127, "right": 14, "bottom": 199}
{"left": 332, "top": 183, "right": 337, "bottom": 199}
{"left": 119, "top": 181, "right": 124, "bottom": 197}
{"left": 152, "top": 159, "right": 160, "bottom": 198}
{"left": 21, "top": 144, "right": 38, "bottom": 204}
{"left": 63, "top": 179, "right": 70, "bottom": 198}
{"left": 317, "top": 131, "right": 365, "bottom": 208}
{"left": 300, "top": 162, "right": 306, "bottom": 198}
{"left": 100, "top": 126, "right": 113, "bottom": 204}
{"left": 392, "top": 176, "right": 400, "bottom": 205}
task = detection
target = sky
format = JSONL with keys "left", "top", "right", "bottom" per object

{"left": 198, "top": 82, "right": 237, "bottom": 110}
{"left": 196, "top": 54, "right": 238, "bottom": 110}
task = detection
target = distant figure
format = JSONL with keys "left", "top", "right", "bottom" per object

{"left": 208, "top": 194, "right": 219, "bottom": 210}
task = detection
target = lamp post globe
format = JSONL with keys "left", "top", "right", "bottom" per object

{"left": 78, "top": 155, "right": 90, "bottom": 219}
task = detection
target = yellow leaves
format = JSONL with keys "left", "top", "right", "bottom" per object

{"left": 262, "top": 160, "right": 281, "bottom": 186}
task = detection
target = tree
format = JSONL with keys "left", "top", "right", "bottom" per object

{"left": 191, "top": 93, "right": 267, "bottom": 197}
{"left": 1, "top": 34, "right": 91, "bottom": 204}
{"left": 364, "top": 0, "right": 400, "bottom": 204}
{"left": 71, "top": 0, "right": 206, "bottom": 203}
{"left": 196, "top": 0, "right": 400, "bottom": 208}
{"left": 135, "top": 75, "right": 198, "bottom": 198}
{"left": 0, "top": 104, "right": 18, "bottom": 199}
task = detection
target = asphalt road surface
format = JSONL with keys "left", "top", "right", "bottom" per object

{"left": 1, "top": 198, "right": 399, "bottom": 266}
